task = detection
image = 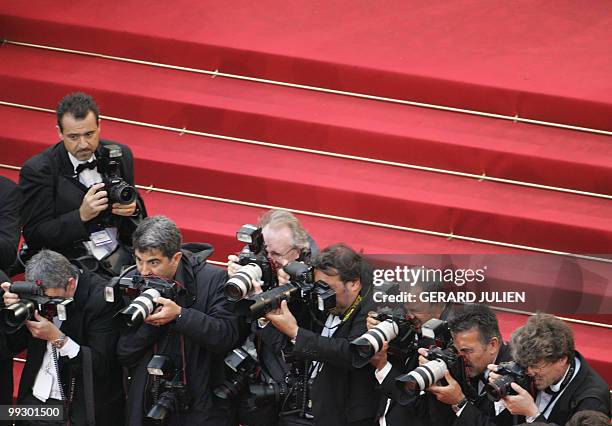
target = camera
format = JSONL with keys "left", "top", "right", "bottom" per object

{"left": 235, "top": 261, "right": 336, "bottom": 319}
{"left": 395, "top": 345, "right": 467, "bottom": 392}
{"left": 249, "top": 354, "right": 311, "bottom": 417}
{"left": 224, "top": 225, "right": 278, "bottom": 301}
{"left": 0, "top": 281, "right": 73, "bottom": 334}
{"left": 350, "top": 309, "right": 418, "bottom": 368}
{"left": 214, "top": 347, "right": 260, "bottom": 400}
{"left": 485, "top": 361, "right": 533, "bottom": 401}
{"left": 105, "top": 275, "right": 188, "bottom": 327}
{"left": 97, "top": 144, "right": 137, "bottom": 205}
{"left": 146, "top": 355, "right": 191, "bottom": 424}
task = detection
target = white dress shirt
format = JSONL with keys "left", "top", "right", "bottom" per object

{"left": 68, "top": 152, "right": 118, "bottom": 259}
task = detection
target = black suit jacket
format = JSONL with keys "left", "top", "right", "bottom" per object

{"left": 0, "top": 176, "right": 21, "bottom": 274}
{"left": 292, "top": 296, "right": 379, "bottom": 425}
{"left": 19, "top": 139, "right": 141, "bottom": 260}
{"left": 530, "top": 352, "right": 610, "bottom": 425}
{"left": 8, "top": 270, "right": 125, "bottom": 425}
{"left": 454, "top": 343, "right": 517, "bottom": 426}
{"left": 117, "top": 243, "right": 240, "bottom": 426}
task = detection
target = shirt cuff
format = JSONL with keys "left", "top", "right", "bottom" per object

{"left": 525, "top": 413, "right": 540, "bottom": 423}
{"left": 375, "top": 362, "right": 392, "bottom": 384}
{"left": 58, "top": 337, "right": 80, "bottom": 359}
{"left": 455, "top": 403, "right": 467, "bottom": 417}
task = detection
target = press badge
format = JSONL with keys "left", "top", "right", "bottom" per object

{"left": 90, "top": 229, "right": 113, "bottom": 246}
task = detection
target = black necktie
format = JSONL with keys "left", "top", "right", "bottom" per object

{"left": 75, "top": 159, "right": 97, "bottom": 174}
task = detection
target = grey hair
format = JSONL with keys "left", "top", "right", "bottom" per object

{"left": 25, "top": 249, "right": 77, "bottom": 290}
{"left": 132, "top": 215, "right": 182, "bottom": 259}
{"left": 258, "top": 209, "right": 309, "bottom": 251}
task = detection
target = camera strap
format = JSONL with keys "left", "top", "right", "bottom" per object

{"left": 81, "top": 346, "right": 96, "bottom": 425}
{"left": 341, "top": 295, "right": 362, "bottom": 323}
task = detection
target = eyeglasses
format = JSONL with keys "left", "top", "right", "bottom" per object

{"left": 266, "top": 245, "right": 297, "bottom": 259}
{"left": 527, "top": 361, "right": 552, "bottom": 374}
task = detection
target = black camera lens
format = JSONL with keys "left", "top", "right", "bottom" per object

{"left": 109, "top": 181, "right": 137, "bottom": 205}
{"left": 249, "top": 383, "right": 287, "bottom": 403}
{"left": 0, "top": 301, "right": 36, "bottom": 334}
{"left": 214, "top": 376, "right": 247, "bottom": 400}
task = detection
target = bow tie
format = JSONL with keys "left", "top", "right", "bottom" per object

{"left": 75, "top": 159, "right": 97, "bottom": 174}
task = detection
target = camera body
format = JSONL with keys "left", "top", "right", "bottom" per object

{"left": 0, "top": 281, "right": 73, "bottom": 334}
{"left": 235, "top": 261, "right": 336, "bottom": 319}
{"left": 214, "top": 347, "right": 260, "bottom": 401}
{"left": 485, "top": 361, "right": 533, "bottom": 401}
{"left": 146, "top": 355, "right": 191, "bottom": 424}
{"left": 97, "top": 144, "right": 137, "bottom": 205}
{"left": 350, "top": 310, "right": 418, "bottom": 368}
{"left": 105, "top": 275, "right": 187, "bottom": 327}
{"left": 224, "top": 224, "right": 278, "bottom": 301}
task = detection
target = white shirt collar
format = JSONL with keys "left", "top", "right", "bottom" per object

{"left": 68, "top": 152, "right": 96, "bottom": 173}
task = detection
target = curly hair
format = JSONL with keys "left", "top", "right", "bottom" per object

{"left": 510, "top": 313, "right": 574, "bottom": 367}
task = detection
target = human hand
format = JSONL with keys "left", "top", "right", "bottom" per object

{"left": 427, "top": 370, "right": 465, "bottom": 405}
{"left": 502, "top": 383, "right": 538, "bottom": 417}
{"left": 112, "top": 201, "right": 137, "bottom": 216}
{"left": 370, "top": 341, "right": 389, "bottom": 371}
{"left": 366, "top": 311, "right": 381, "bottom": 330}
{"left": 265, "top": 300, "right": 298, "bottom": 339}
{"left": 1, "top": 282, "right": 19, "bottom": 306}
{"left": 145, "top": 297, "right": 182, "bottom": 326}
{"left": 25, "top": 311, "right": 63, "bottom": 342}
{"left": 80, "top": 183, "right": 108, "bottom": 221}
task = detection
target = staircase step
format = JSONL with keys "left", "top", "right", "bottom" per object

{"left": 2, "top": 1, "right": 612, "bottom": 130}
{"left": 0, "top": 43, "right": 611, "bottom": 196}
{"left": 1, "top": 105, "right": 611, "bottom": 254}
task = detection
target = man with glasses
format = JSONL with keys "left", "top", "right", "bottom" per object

{"left": 227, "top": 209, "right": 318, "bottom": 283}
{"left": 488, "top": 313, "right": 610, "bottom": 425}
{"left": 19, "top": 92, "right": 145, "bottom": 276}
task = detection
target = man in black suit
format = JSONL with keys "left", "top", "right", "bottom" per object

{"left": 19, "top": 92, "right": 144, "bottom": 276}
{"left": 0, "top": 176, "right": 21, "bottom": 275}
{"left": 365, "top": 273, "right": 452, "bottom": 426}
{"left": 489, "top": 313, "right": 610, "bottom": 425}
{"left": 265, "top": 243, "right": 379, "bottom": 426}
{"left": 1, "top": 249, "right": 125, "bottom": 425}
{"left": 117, "top": 215, "right": 240, "bottom": 425}
{"left": 437, "top": 304, "right": 515, "bottom": 426}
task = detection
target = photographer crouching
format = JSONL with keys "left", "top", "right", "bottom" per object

{"left": 1, "top": 250, "right": 125, "bottom": 425}
{"left": 115, "top": 216, "right": 240, "bottom": 425}
{"left": 487, "top": 313, "right": 610, "bottom": 425}
{"left": 264, "top": 243, "right": 378, "bottom": 426}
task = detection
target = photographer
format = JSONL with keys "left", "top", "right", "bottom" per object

{"left": 366, "top": 273, "right": 451, "bottom": 426}
{"left": 0, "top": 176, "right": 21, "bottom": 275}
{"left": 488, "top": 313, "right": 610, "bottom": 424}
{"left": 1, "top": 249, "right": 125, "bottom": 425}
{"left": 225, "top": 210, "right": 319, "bottom": 426}
{"left": 415, "top": 304, "right": 514, "bottom": 426}
{"left": 116, "top": 215, "right": 240, "bottom": 425}
{"left": 227, "top": 209, "right": 318, "bottom": 284}
{"left": 265, "top": 243, "right": 378, "bottom": 426}
{"left": 19, "top": 92, "right": 145, "bottom": 277}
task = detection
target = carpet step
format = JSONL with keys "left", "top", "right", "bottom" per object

{"left": 0, "top": 44, "right": 611, "bottom": 196}
{"left": 2, "top": 1, "right": 612, "bottom": 130}
{"left": 1, "top": 106, "right": 611, "bottom": 254}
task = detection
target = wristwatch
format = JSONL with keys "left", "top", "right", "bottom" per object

{"left": 451, "top": 397, "right": 468, "bottom": 414}
{"left": 51, "top": 334, "right": 67, "bottom": 349}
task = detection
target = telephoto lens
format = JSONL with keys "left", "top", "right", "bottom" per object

{"left": 0, "top": 300, "right": 37, "bottom": 333}
{"left": 224, "top": 263, "right": 263, "bottom": 302}
{"left": 350, "top": 319, "right": 399, "bottom": 367}
{"left": 117, "top": 288, "right": 161, "bottom": 327}
{"left": 396, "top": 358, "right": 448, "bottom": 392}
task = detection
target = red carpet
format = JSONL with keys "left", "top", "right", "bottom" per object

{"left": 2, "top": 1, "right": 612, "bottom": 130}
{"left": 0, "top": 0, "right": 610, "bottom": 389}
